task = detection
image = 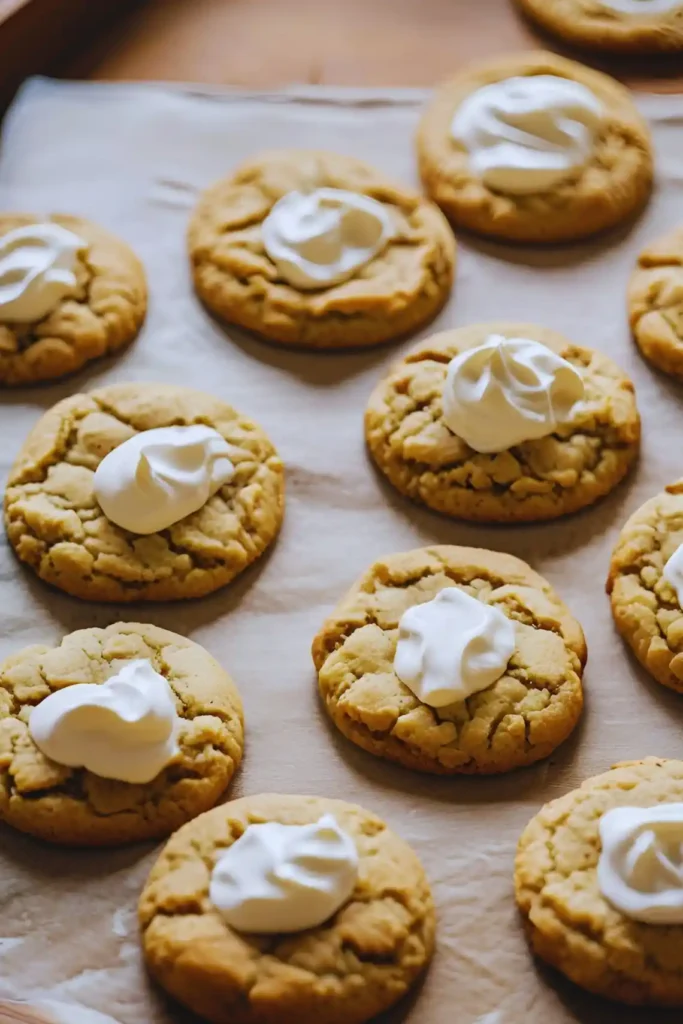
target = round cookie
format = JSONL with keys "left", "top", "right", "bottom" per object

{"left": 516, "top": 757, "right": 683, "bottom": 1005}
{"left": 0, "top": 214, "right": 146, "bottom": 386}
{"left": 0, "top": 622, "right": 244, "bottom": 846}
{"left": 312, "top": 545, "right": 586, "bottom": 775}
{"left": 417, "top": 51, "right": 653, "bottom": 243}
{"left": 607, "top": 479, "right": 683, "bottom": 692}
{"left": 188, "top": 149, "right": 455, "bottom": 349}
{"left": 139, "top": 793, "right": 435, "bottom": 1024}
{"left": 365, "top": 322, "right": 640, "bottom": 524}
{"left": 628, "top": 224, "right": 683, "bottom": 378}
{"left": 4, "top": 382, "right": 284, "bottom": 602}
{"left": 516, "top": 0, "right": 683, "bottom": 54}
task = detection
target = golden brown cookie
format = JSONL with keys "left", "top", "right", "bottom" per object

{"left": 607, "top": 479, "right": 683, "bottom": 692}
{"left": 0, "top": 214, "right": 146, "bottom": 386}
{"left": 0, "top": 622, "right": 244, "bottom": 846}
{"left": 365, "top": 322, "right": 640, "bottom": 524}
{"left": 417, "top": 52, "right": 653, "bottom": 243}
{"left": 628, "top": 224, "right": 683, "bottom": 378}
{"left": 312, "top": 546, "right": 586, "bottom": 775}
{"left": 5, "top": 382, "right": 284, "bottom": 602}
{"left": 139, "top": 793, "right": 435, "bottom": 1024}
{"left": 516, "top": 757, "right": 683, "bottom": 1006}
{"left": 516, "top": 0, "right": 683, "bottom": 53}
{"left": 188, "top": 149, "right": 455, "bottom": 349}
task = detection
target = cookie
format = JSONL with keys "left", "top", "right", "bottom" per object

{"left": 5, "top": 382, "right": 284, "bottom": 602}
{"left": 516, "top": 758, "right": 683, "bottom": 1005}
{"left": 365, "top": 322, "right": 640, "bottom": 524}
{"left": 607, "top": 479, "right": 683, "bottom": 692}
{"left": 188, "top": 149, "right": 455, "bottom": 349}
{"left": 0, "top": 622, "right": 244, "bottom": 846}
{"left": 312, "top": 545, "right": 586, "bottom": 775}
{"left": 628, "top": 224, "right": 683, "bottom": 378}
{"left": 516, "top": 0, "right": 683, "bottom": 54}
{"left": 0, "top": 214, "right": 146, "bottom": 386}
{"left": 139, "top": 793, "right": 435, "bottom": 1024}
{"left": 417, "top": 52, "right": 653, "bottom": 243}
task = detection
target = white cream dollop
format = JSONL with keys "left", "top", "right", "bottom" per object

{"left": 663, "top": 543, "right": 683, "bottom": 606}
{"left": 29, "top": 659, "right": 179, "bottom": 785}
{"left": 598, "top": 0, "right": 682, "bottom": 12}
{"left": 94, "top": 424, "right": 235, "bottom": 535}
{"left": 394, "top": 587, "right": 516, "bottom": 708}
{"left": 209, "top": 814, "right": 359, "bottom": 933}
{"left": 0, "top": 222, "right": 86, "bottom": 323}
{"left": 598, "top": 804, "right": 683, "bottom": 924}
{"left": 442, "top": 333, "right": 585, "bottom": 454}
{"left": 451, "top": 74, "right": 603, "bottom": 195}
{"left": 261, "top": 187, "right": 394, "bottom": 290}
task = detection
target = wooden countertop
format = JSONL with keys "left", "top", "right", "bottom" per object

{"left": 70, "top": 0, "right": 683, "bottom": 92}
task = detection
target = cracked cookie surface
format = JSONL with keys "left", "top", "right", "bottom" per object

{"left": 516, "top": 758, "right": 683, "bottom": 1005}
{"left": 139, "top": 793, "right": 435, "bottom": 1024}
{"left": 0, "top": 214, "right": 146, "bottom": 386}
{"left": 629, "top": 225, "right": 683, "bottom": 378}
{"left": 188, "top": 149, "right": 455, "bottom": 349}
{"left": 312, "top": 546, "right": 586, "bottom": 775}
{"left": 0, "top": 622, "right": 244, "bottom": 846}
{"left": 5, "top": 382, "right": 285, "bottom": 602}
{"left": 417, "top": 52, "right": 653, "bottom": 243}
{"left": 365, "top": 322, "right": 640, "bottom": 524}
{"left": 516, "top": 0, "right": 683, "bottom": 53}
{"left": 608, "top": 480, "right": 683, "bottom": 691}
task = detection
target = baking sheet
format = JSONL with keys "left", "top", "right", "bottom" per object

{"left": 0, "top": 76, "right": 682, "bottom": 1024}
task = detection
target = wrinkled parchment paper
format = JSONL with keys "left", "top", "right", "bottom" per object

{"left": 0, "top": 77, "right": 682, "bottom": 1024}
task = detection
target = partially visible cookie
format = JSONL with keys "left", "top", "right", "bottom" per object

{"left": 417, "top": 51, "right": 653, "bottom": 243}
{"left": 188, "top": 149, "right": 455, "bottom": 349}
{"left": 312, "top": 545, "right": 586, "bottom": 775}
{"left": 629, "top": 224, "right": 683, "bottom": 378}
{"left": 0, "top": 214, "right": 146, "bottom": 386}
{"left": 607, "top": 479, "right": 683, "bottom": 692}
{"left": 0, "top": 622, "right": 244, "bottom": 846}
{"left": 365, "top": 322, "right": 640, "bottom": 524}
{"left": 4, "top": 382, "right": 284, "bottom": 602}
{"left": 516, "top": 758, "right": 683, "bottom": 1005}
{"left": 139, "top": 793, "right": 435, "bottom": 1024}
{"left": 516, "top": 0, "right": 683, "bottom": 54}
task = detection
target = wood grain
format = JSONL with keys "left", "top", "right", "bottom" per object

{"left": 68, "top": 0, "right": 683, "bottom": 92}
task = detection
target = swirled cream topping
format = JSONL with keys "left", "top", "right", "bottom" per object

{"left": 94, "top": 424, "right": 235, "bottom": 535}
{"left": 29, "top": 659, "right": 179, "bottom": 785}
{"left": 598, "top": 0, "right": 682, "bottom": 12}
{"left": 262, "top": 188, "right": 394, "bottom": 289}
{"left": 451, "top": 75, "right": 603, "bottom": 195}
{"left": 442, "top": 334, "right": 585, "bottom": 454}
{"left": 394, "top": 587, "right": 516, "bottom": 707}
{"left": 598, "top": 804, "right": 683, "bottom": 924}
{"left": 0, "top": 222, "right": 86, "bottom": 322}
{"left": 209, "top": 814, "right": 359, "bottom": 933}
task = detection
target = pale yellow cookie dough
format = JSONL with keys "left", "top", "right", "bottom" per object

{"left": 5, "top": 382, "right": 284, "bottom": 602}
{"left": 365, "top": 322, "right": 640, "bottom": 524}
{"left": 0, "top": 622, "right": 244, "bottom": 846}
{"left": 417, "top": 52, "right": 653, "bottom": 243}
{"left": 140, "top": 793, "right": 435, "bottom": 1024}
{"left": 516, "top": 0, "right": 683, "bottom": 53}
{"left": 516, "top": 758, "right": 683, "bottom": 1005}
{"left": 629, "top": 224, "right": 683, "bottom": 378}
{"left": 188, "top": 149, "right": 455, "bottom": 349}
{"left": 608, "top": 479, "right": 683, "bottom": 691}
{"left": 312, "top": 546, "right": 586, "bottom": 775}
{"left": 0, "top": 214, "right": 146, "bottom": 386}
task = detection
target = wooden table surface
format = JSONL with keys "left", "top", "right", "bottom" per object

{"left": 69, "top": 0, "right": 683, "bottom": 92}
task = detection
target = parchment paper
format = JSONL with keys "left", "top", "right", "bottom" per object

{"left": 0, "top": 77, "right": 682, "bottom": 1024}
